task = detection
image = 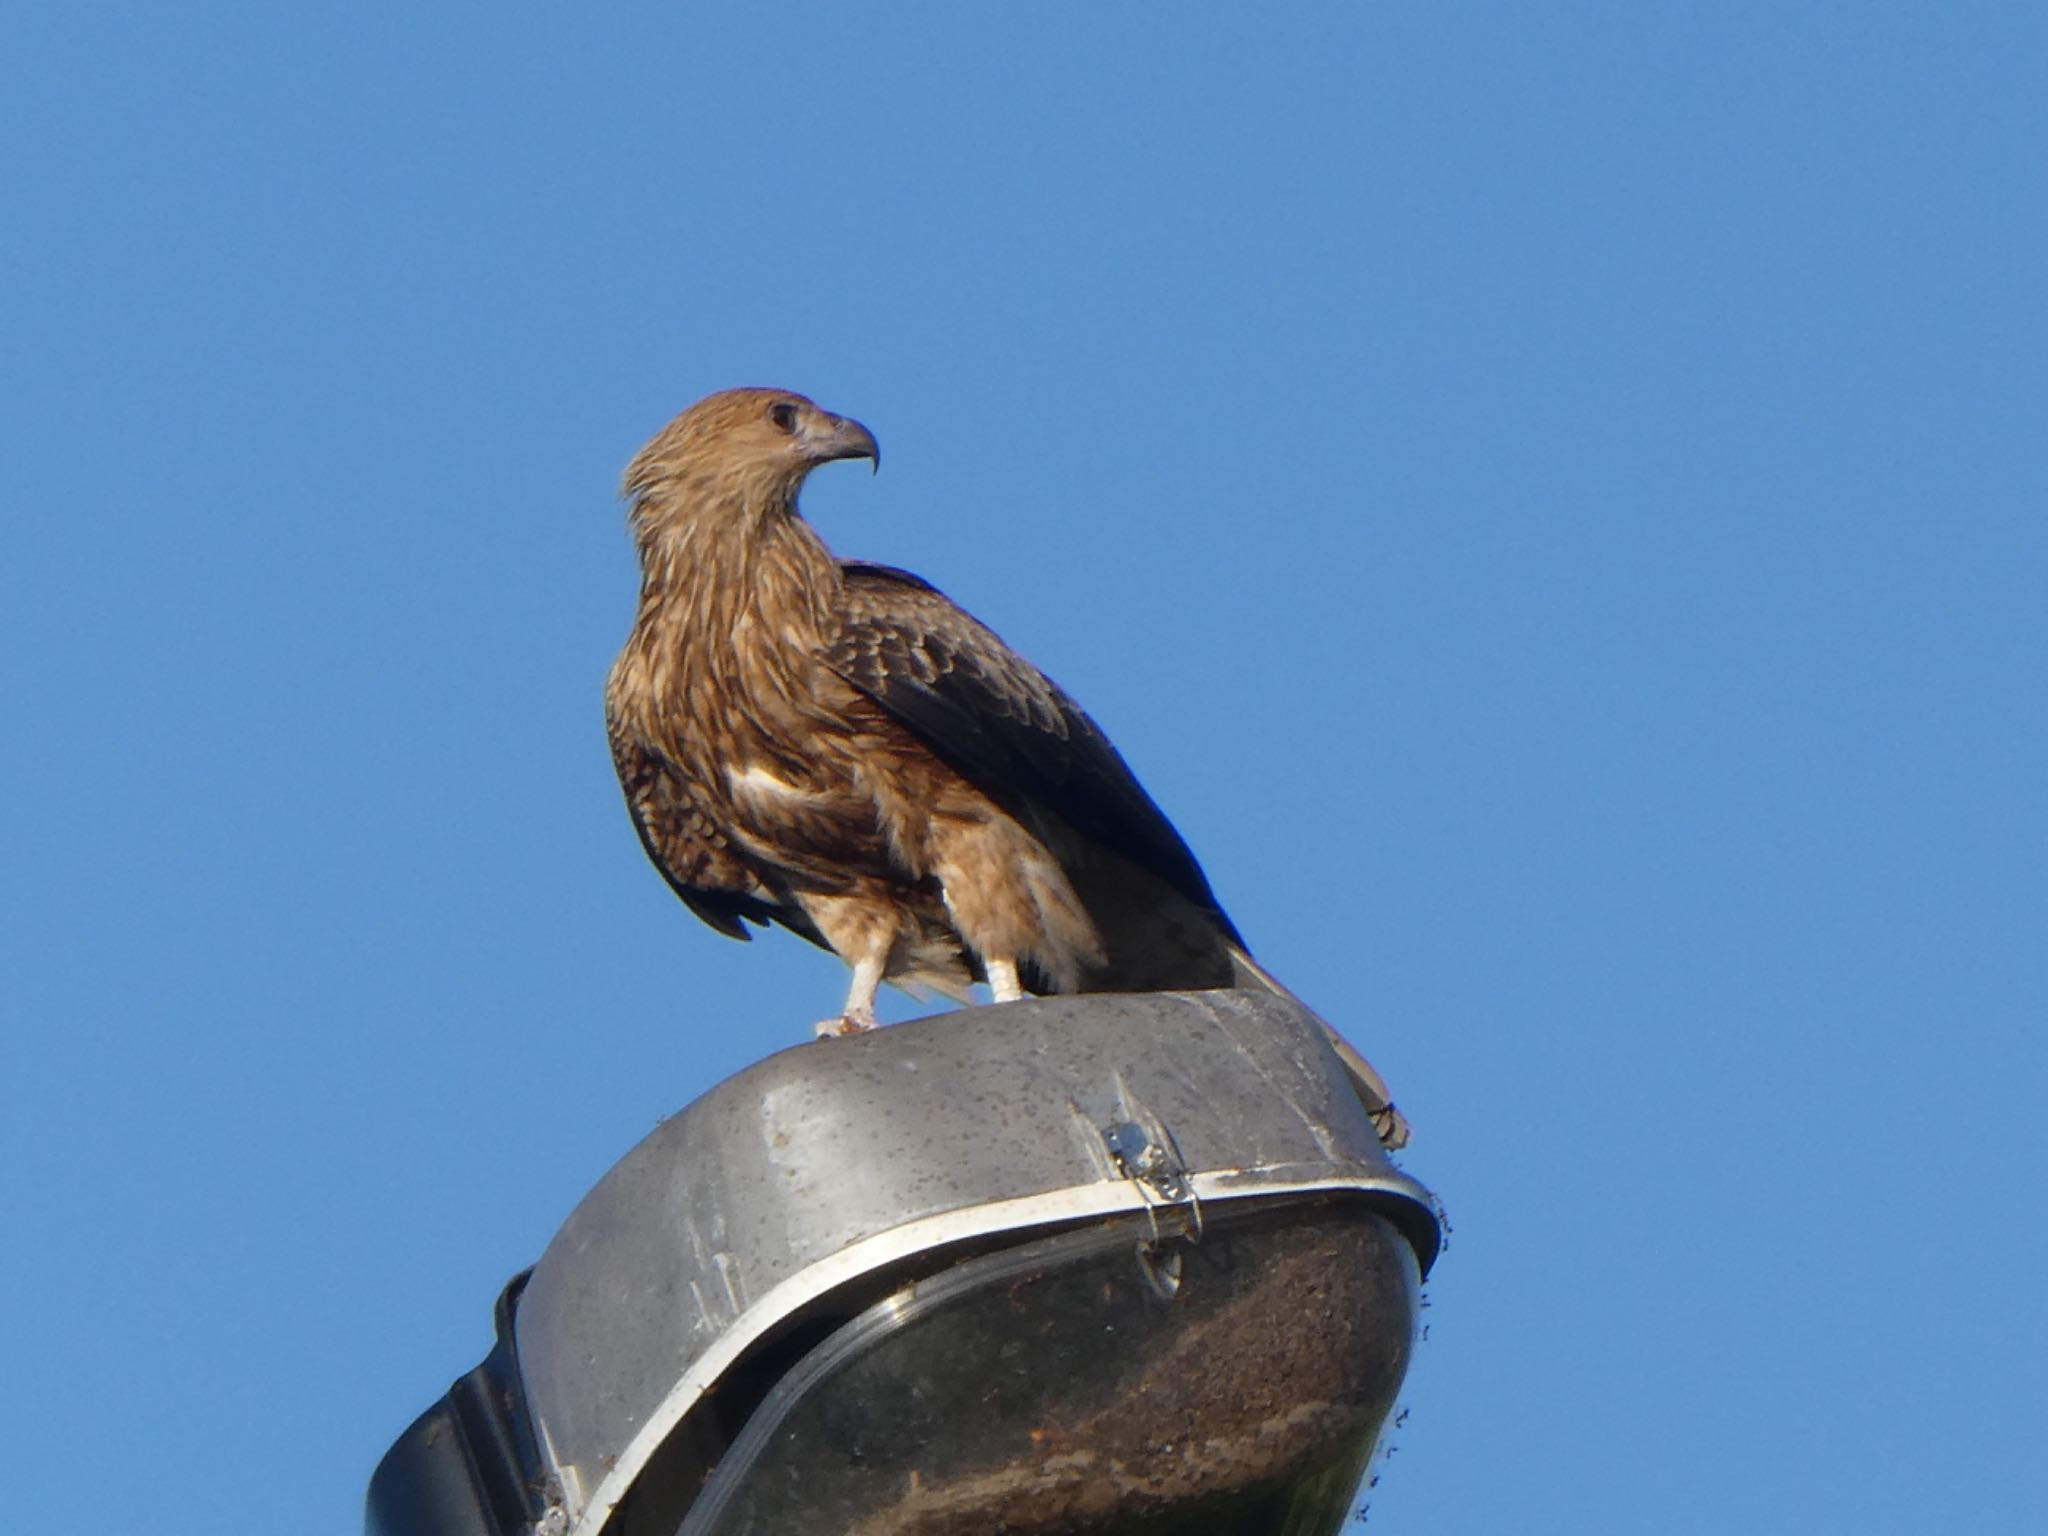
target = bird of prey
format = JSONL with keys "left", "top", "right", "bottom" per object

{"left": 605, "top": 388, "right": 1407, "bottom": 1147}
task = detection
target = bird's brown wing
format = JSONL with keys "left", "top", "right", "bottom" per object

{"left": 828, "top": 562, "right": 1244, "bottom": 955}
{"left": 606, "top": 712, "right": 828, "bottom": 949}
{"left": 828, "top": 563, "right": 1407, "bottom": 1144}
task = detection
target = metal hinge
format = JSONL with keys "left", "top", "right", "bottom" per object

{"left": 1100, "top": 1116, "right": 1203, "bottom": 1298}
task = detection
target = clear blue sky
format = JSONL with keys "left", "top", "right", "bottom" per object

{"left": 3, "top": 5, "right": 2042, "bottom": 1532}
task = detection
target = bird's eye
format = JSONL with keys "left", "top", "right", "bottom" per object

{"left": 769, "top": 402, "right": 800, "bottom": 433}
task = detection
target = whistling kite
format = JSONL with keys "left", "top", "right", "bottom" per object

{"left": 605, "top": 388, "right": 1405, "bottom": 1145}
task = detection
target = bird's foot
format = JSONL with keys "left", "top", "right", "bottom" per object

{"left": 985, "top": 956, "right": 1024, "bottom": 1004}
{"left": 813, "top": 1006, "right": 878, "bottom": 1040}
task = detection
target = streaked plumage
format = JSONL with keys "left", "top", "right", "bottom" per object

{"left": 605, "top": 388, "right": 1407, "bottom": 1146}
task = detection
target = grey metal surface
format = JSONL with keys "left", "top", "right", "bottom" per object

{"left": 514, "top": 989, "right": 1436, "bottom": 1534}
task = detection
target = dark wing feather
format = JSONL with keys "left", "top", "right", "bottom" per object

{"left": 829, "top": 561, "right": 1243, "bottom": 948}
{"left": 605, "top": 714, "right": 828, "bottom": 950}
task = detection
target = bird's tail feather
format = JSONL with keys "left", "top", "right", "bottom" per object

{"left": 1227, "top": 947, "right": 1411, "bottom": 1151}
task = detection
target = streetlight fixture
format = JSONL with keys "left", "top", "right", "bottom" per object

{"left": 367, "top": 988, "right": 1440, "bottom": 1536}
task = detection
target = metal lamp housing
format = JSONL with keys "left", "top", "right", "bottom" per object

{"left": 368, "top": 990, "right": 1441, "bottom": 1536}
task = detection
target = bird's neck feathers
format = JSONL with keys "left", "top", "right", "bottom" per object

{"left": 626, "top": 471, "right": 842, "bottom": 647}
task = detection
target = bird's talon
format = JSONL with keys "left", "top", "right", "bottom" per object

{"left": 813, "top": 1012, "right": 877, "bottom": 1040}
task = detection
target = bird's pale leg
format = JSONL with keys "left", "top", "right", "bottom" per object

{"left": 814, "top": 951, "right": 885, "bottom": 1039}
{"left": 985, "top": 957, "right": 1025, "bottom": 1003}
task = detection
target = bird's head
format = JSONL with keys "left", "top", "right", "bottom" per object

{"left": 623, "top": 388, "right": 879, "bottom": 532}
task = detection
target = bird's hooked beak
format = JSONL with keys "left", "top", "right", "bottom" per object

{"left": 807, "top": 411, "right": 880, "bottom": 474}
